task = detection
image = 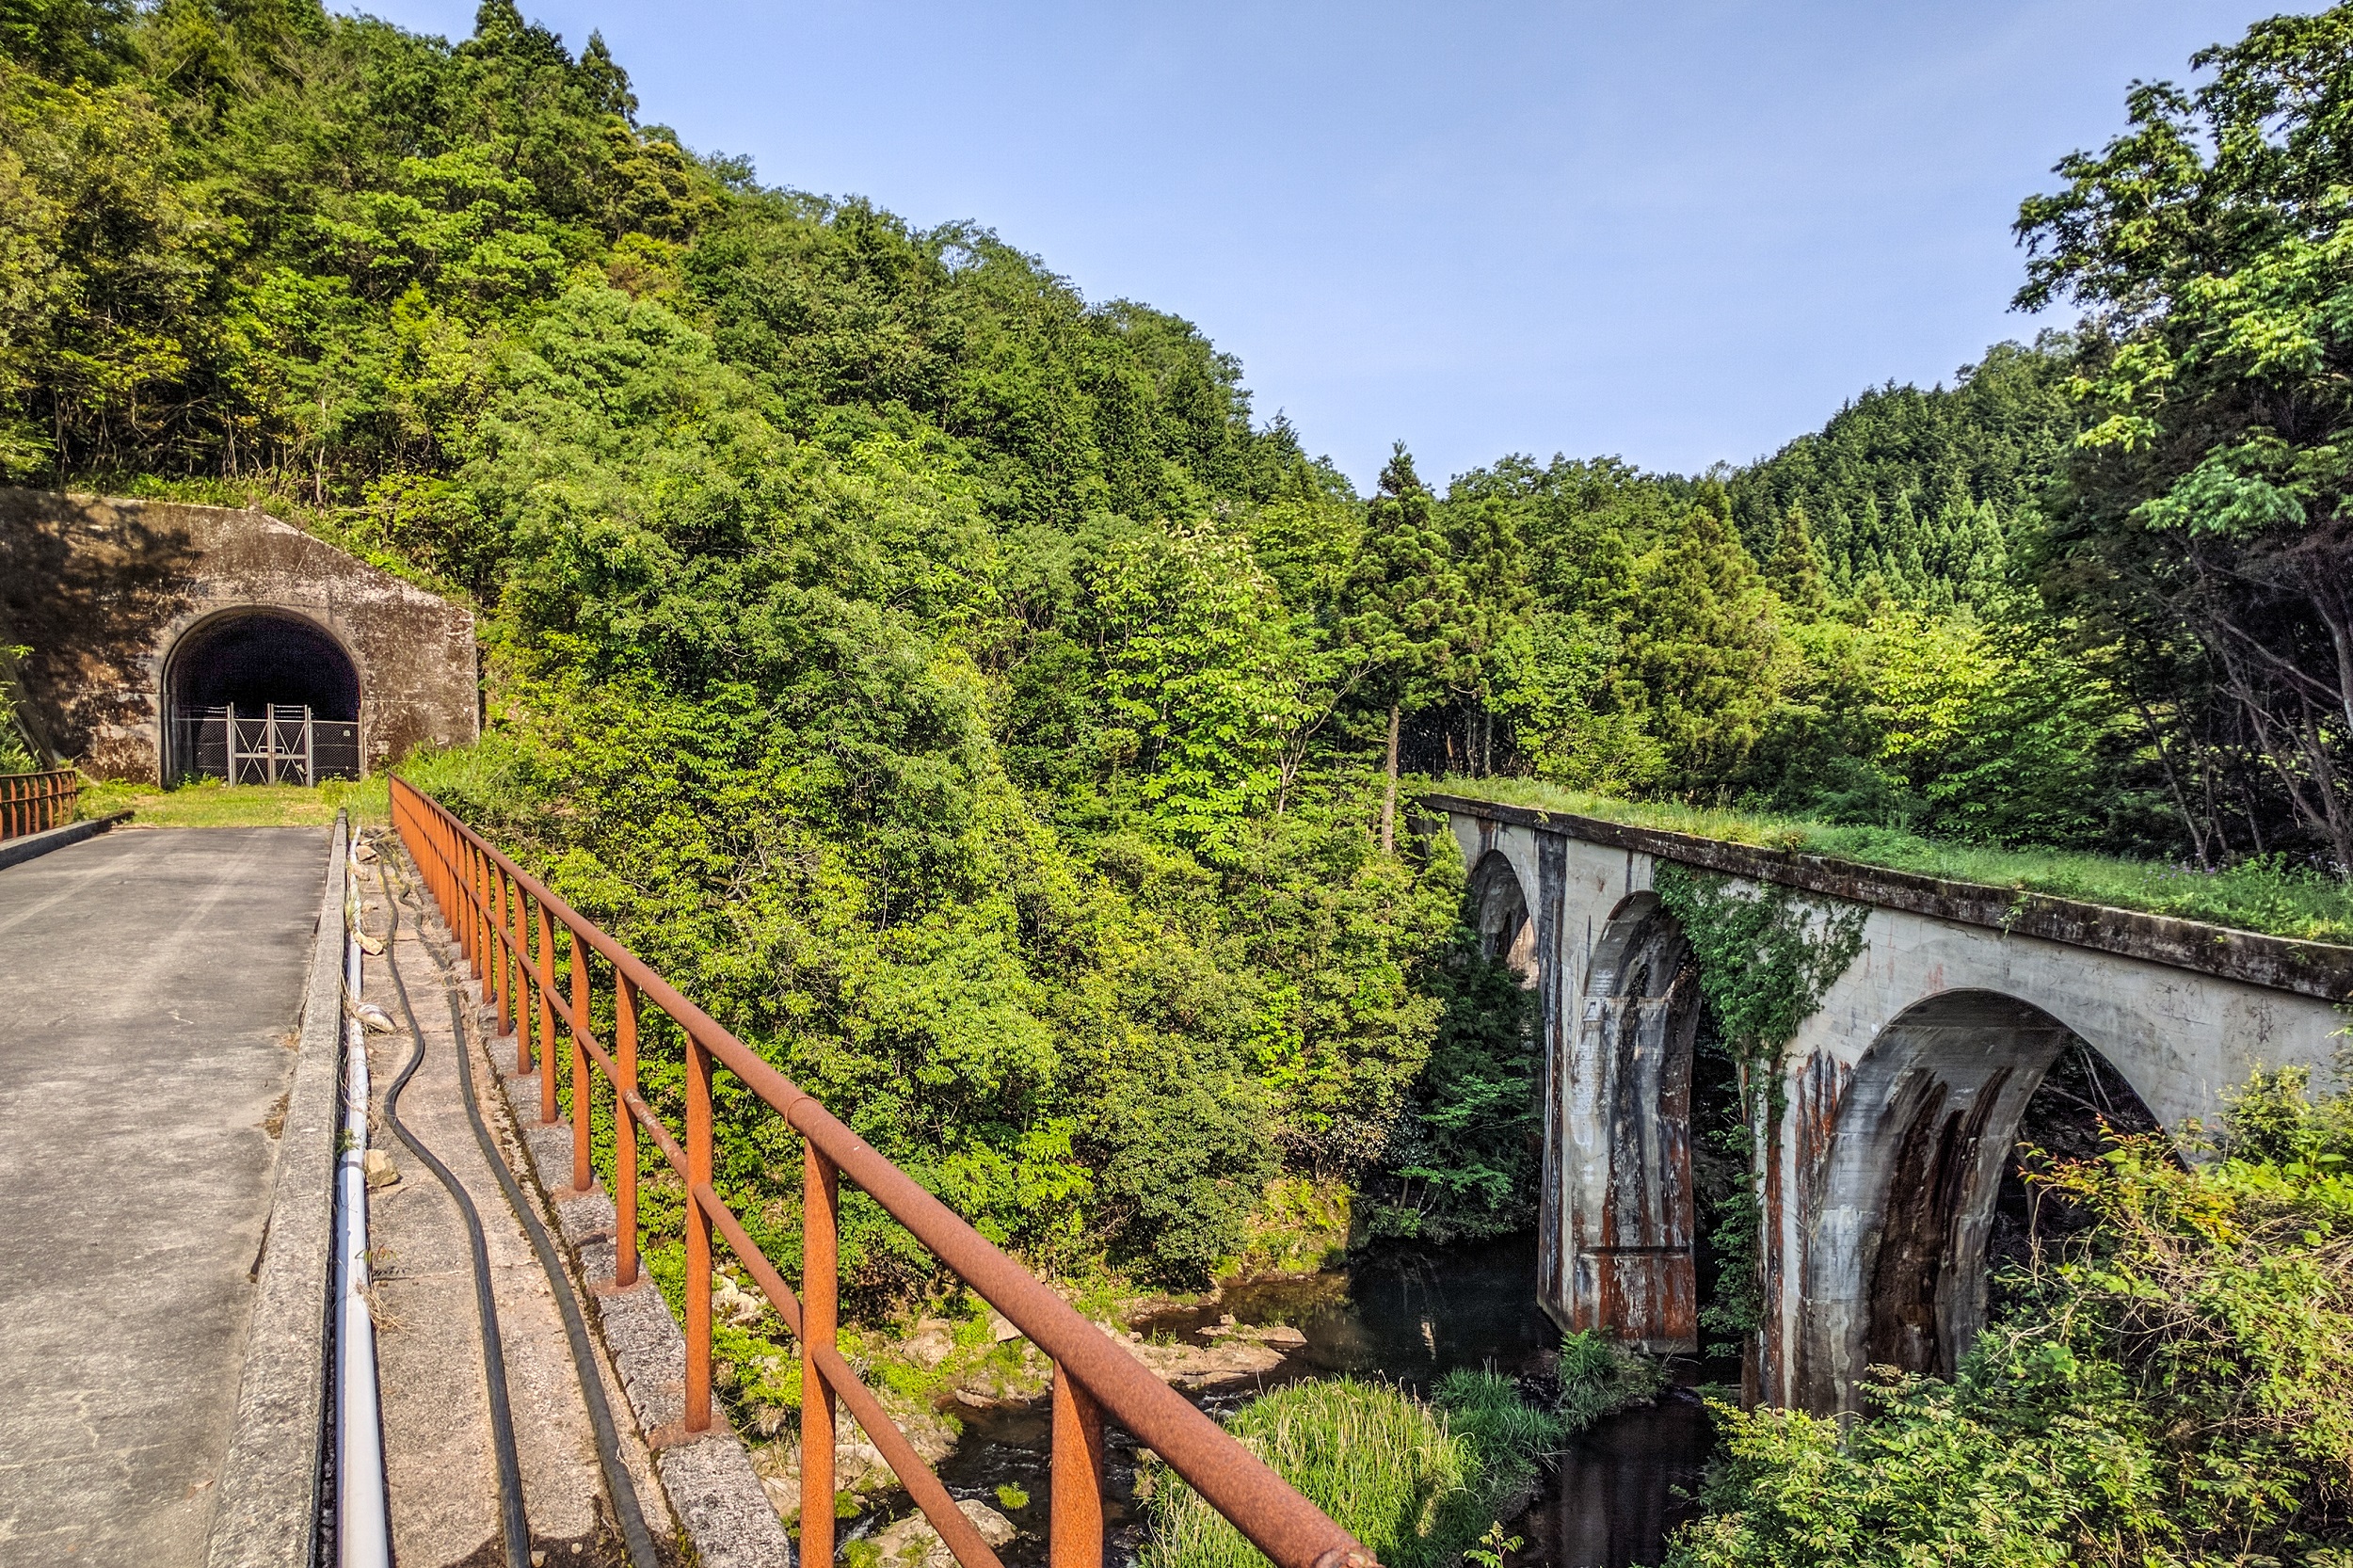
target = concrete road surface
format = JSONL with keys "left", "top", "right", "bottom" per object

{"left": 0, "top": 827, "right": 327, "bottom": 1567}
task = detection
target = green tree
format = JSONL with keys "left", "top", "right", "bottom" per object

{"left": 1616, "top": 487, "right": 1787, "bottom": 790}
{"left": 1765, "top": 502, "right": 1830, "bottom": 620}
{"left": 1343, "top": 444, "right": 1467, "bottom": 849}
{"left": 2018, "top": 4, "right": 2353, "bottom": 872}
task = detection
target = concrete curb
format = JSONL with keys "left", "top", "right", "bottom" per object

{"left": 205, "top": 816, "right": 347, "bottom": 1568}
{"left": 400, "top": 865, "right": 792, "bottom": 1567}
{"left": 0, "top": 808, "right": 131, "bottom": 871}
{"left": 510, "top": 1110, "right": 794, "bottom": 1568}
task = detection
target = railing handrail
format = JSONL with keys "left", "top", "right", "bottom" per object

{"left": 0, "top": 767, "right": 77, "bottom": 840}
{"left": 389, "top": 776, "right": 1374, "bottom": 1568}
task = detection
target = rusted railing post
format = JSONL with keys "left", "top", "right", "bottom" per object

{"left": 615, "top": 973, "right": 639, "bottom": 1288}
{"left": 536, "top": 899, "right": 558, "bottom": 1124}
{"left": 473, "top": 845, "right": 488, "bottom": 979}
{"left": 685, "top": 1032, "right": 713, "bottom": 1433}
{"left": 802, "top": 1144, "right": 840, "bottom": 1568}
{"left": 1050, "top": 1367, "right": 1107, "bottom": 1568}
{"left": 492, "top": 866, "right": 514, "bottom": 1037}
{"left": 506, "top": 872, "right": 529, "bottom": 1069}
{"left": 471, "top": 842, "right": 489, "bottom": 979}
{"left": 568, "top": 928, "right": 590, "bottom": 1191}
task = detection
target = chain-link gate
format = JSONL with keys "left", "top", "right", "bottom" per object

{"left": 175, "top": 704, "right": 361, "bottom": 784}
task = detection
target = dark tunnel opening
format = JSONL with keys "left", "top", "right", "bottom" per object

{"left": 166, "top": 612, "right": 361, "bottom": 782}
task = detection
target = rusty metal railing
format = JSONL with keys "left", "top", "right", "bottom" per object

{"left": 0, "top": 767, "right": 76, "bottom": 840}
{"left": 389, "top": 777, "right": 1373, "bottom": 1568}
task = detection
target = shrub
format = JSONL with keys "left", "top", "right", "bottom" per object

{"left": 1668, "top": 1067, "right": 2353, "bottom": 1567}
{"left": 1144, "top": 1346, "right": 1662, "bottom": 1568}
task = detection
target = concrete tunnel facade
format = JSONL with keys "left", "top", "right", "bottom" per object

{"left": 0, "top": 490, "right": 477, "bottom": 781}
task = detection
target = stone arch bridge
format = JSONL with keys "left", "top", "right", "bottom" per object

{"left": 1429, "top": 793, "right": 2351, "bottom": 1415}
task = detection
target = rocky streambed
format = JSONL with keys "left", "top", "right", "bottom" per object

{"left": 741, "top": 1233, "right": 1716, "bottom": 1568}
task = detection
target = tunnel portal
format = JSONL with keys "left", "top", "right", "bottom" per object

{"left": 166, "top": 611, "right": 362, "bottom": 783}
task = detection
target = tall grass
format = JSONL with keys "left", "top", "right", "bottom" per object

{"left": 1142, "top": 1339, "right": 1666, "bottom": 1568}
{"left": 1140, "top": 1380, "right": 1483, "bottom": 1568}
{"left": 1436, "top": 777, "right": 2353, "bottom": 946}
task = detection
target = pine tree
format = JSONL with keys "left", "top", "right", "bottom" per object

{"left": 1891, "top": 491, "right": 1927, "bottom": 598}
{"left": 1343, "top": 444, "right": 1467, "bottom": 848}
{"left": 1765, "top": 503, "right": 1829, "bottom": 620}
{"left": 1617, "top": 485, "right": 1786, "bottom": 788}
{"left": 1441, "top": 492, "right": 1533, "bottom": 775}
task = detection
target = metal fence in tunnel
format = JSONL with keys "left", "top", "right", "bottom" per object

{"left": 175, "top": 704, "right": 360, "bottom": 785}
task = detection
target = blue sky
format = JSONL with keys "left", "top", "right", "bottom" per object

{"left": 363, "top": 1, "right": 2288, "bottom": 491}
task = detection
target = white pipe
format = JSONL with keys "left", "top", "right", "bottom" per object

{"left": 334, "top": 827, "right": 392, "bottom": 1568}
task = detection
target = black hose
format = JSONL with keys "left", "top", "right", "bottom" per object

{"left": 371, "top": 862, "right": 536, "bottom": 1568}
{"left": 372, "top": 849, "right": 663, "bottom": 1568}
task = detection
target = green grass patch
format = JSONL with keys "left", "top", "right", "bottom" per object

{"left": 77, "top": 775, "right": 390, "bottom": 828}
{"left": 1142, "top": 1338, "right": 1664, "bottom": 1568}
{"left": 1434, "top": 776, "right": 2353, "bottom": 946}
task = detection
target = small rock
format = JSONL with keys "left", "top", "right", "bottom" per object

{"left": 872, "top": 1500, "right": 1017, "bottom": 1568}
{"left": 835, "top": 1437, "right": 888, "bottom": 1490}
{"left": 362, "top": 1148, "right": 398, "bottom": 1188}
{"left": 1257, "top": 1324, "right": 1307, "bottom": 1350}
{"left": 905, "top": 1325, "right": 954, "bottom": 1369}
{"left": 712, "top": 1274, "right": 765, "bottom": 1327}
{"left": 986, "top": 1312, "right": 1021, "bottom": 1343}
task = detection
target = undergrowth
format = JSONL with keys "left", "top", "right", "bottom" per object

{"left": 1669, "top": 1067, "right": 2353, "bottom": 1567}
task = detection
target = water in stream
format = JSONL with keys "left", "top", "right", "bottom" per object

{"left": 886, "top": 1233, "right": 1720, "bottom": 1568}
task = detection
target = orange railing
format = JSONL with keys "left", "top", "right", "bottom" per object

{"left": 390, "top": 777, "right": 1373, "bottom": 1568}
{"left": 0, "top": 768, "right": 76, "bottom": 840}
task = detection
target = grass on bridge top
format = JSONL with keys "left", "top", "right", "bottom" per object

{"left": 1432, "top": 776, "right": 2353, "bottom": 948}
{"left": 77, "top": 775, "right": 390, "bottom": 829}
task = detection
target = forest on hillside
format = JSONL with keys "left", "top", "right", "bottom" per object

{"left": 4, "top": 4, "right": 2353, "bottom": 1556}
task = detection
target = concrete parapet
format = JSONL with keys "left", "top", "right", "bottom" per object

{"left": 0, "top": 808, "right": 129, "bottom": 871}
{"left": 204, "top": 818, "right": 345, "bottom": 1568}
{"left": 510, "top": 1097, "right": 794, "bottom": 1568}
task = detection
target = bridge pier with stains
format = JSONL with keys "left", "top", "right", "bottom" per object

{"left": 1433, "top": 793, "right": 2351, "bottom": 1414}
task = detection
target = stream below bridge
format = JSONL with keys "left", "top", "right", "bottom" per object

{"left": 853, "top": 1233, "right": 1721, "bottom": 1568}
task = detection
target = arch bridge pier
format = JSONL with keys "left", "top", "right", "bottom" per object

{"left": 1431, "top": 793, "right": 2351, "bottom": 1415}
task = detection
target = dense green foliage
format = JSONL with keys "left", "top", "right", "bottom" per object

{"left": 9, "top": 0, "right": 2353, "bottom": 1326}
{"left": 2019, "top": 9, "right": 2353, "bottom": 875}
{"left": 0, "top": 0, "right": 1497, "bottom": 1288}
{"left": 1142, "top": 1341, "right": 1664, "bottom": 1568}
{"left": 1669, "top": 1069, "right": 2353, "bottom": 1567}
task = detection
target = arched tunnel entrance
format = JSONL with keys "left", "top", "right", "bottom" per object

{"left": 1807, "top": 990, "right": 2159, "bottom": 1407}
{"left": 165, "top": 611, "right": 362, "bottom": 783}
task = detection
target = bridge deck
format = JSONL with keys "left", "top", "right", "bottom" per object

{"left": 0, "top": 827, "right": 326, "bottom": 1568}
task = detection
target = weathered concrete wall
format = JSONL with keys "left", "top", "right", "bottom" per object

{"left": 1433, "top": 794, "right": 2350, "bottom": 1413}
{"left": 0, "top": 489, "right": 476, "bottom": 779}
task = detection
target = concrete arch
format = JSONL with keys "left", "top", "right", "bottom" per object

{"left": 1467, "top": 849, "right": 1540, "bottom": 984}
{"left": 1548, "top": 891, "right": 1703, "bottom": 1352}
{"left": 161, "top": 607, "right": 365, "bottom": 781}
{"left": 1800, "top": 988, "right": 2077, "bottom": 1411}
